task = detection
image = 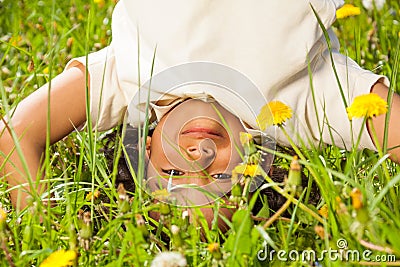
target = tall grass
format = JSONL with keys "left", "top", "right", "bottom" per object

{"left": 1, "top": 0, "right": 400, "bottom": 266}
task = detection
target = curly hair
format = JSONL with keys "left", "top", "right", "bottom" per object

{"left": 101, "top": 127, "right": 320, "bottom": 217}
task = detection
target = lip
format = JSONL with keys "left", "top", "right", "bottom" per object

{"left": 181, "top": 127, "right": 223, "bottom": 139}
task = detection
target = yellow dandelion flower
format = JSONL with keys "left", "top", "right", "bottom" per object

{"left": 350, "top": 188, "right": 363, "bottom": 210}
{"left": 85, "top": 190, "right": 100, "bottom": 201}
{"left": 43, "top": 67, "right": 49, "bottom": 74}
{"left": 318, "top": 204, "right": 329, "bottom": 219}
{"left": 152, "top": 188, "right": 170, "bottom": 200}
{"left": 336, "top": 4, "right": 361, "bottom": 19}
{"left": 256, "top": 104, "right": 273, "bottom": 131}
{"left": 207, "top": 242, "right": 220, "bottom": 253}
{"left": 244, "top": 164, "right": 259, "bottom": 177}
{"left": 346, "top": 93, "right": 388, "bottom": 120}
{"left": 94, "top": 0, "right": 105, "bottom": 8}
{"left": 260, "top": 101, "right": 292, "bottom": 127}
{"left": 234, "top": 163, "right": 261, "bottom": 177}
{"left": 239, "top": 132, "right": 253, "bottom": 146}
{"left": 314, "top": 225, "right": 326, "bottom": 240}
{"left": 10, "top": 36, "right": 22, "bottom": 46}
{"left": 40, "top": 250, "right": 77, "bottom": 267}
{"left": 208, "top": 242, "right": 222, "bottom": 260}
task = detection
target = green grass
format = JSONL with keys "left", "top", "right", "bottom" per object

{"left": 1, "top": 0, "right": 400, "bottom": 266}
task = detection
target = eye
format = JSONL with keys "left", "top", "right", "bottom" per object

{"left": 212, "top": 173, "right": 232, "bottom": 180}
{"left": 162, "top": 169, "right": 184, "bottom": 176}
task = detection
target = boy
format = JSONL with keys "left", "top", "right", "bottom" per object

{"left": 1, "top": 0, "right": 400, "bottom": 214}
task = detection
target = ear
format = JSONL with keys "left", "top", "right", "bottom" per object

{"left": 145, "top": 136, "right": 152, "bottom": 159}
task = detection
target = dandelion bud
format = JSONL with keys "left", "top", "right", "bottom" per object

{"left": 35, "top": 23, "right": 44, "bottom": 31}
{"left": 182, "top": 210, "right": 189, "bottom": 220}
{"left": 117, "top": 183, "right": 130, "bottom": 214}
{"left": 171, "top": 225, "right": 183, "bottom": 249}
{"left": 208, "top": 242, "right": 222, "bottom": 260}
{"left": 79, "top": 211, "right": 92, "bottom": 251}
{"left": 135, "top": 214, "right": 145, "bottom": 227}
{"left": 229, "top": 183, "right": 243, "bottom": 205}
{"left": 159, "top": 202, "right": 171, "bottom": 216}
{"left": 171, "top": 225, "right": 180, "bottom": 235}
{"left": 1, "top": 66, "right": 11, "bottom": 75}
{"left": 181, "top": 210, "right": 190, "bottom": 229}
{"left": 27, "top": 59, "right": 35, "bottom": 72}
{"left": 135, "top": 214, "right": 149, "bottom": 239}
{"left": 66, "top": 37, "right": 74, "bottom": 49}
{"left": 286, "top": 156, "right": 302, "bottom": 195}
{"left": 117, "top": 183, "right": 128, "bottom": 200}
{"left": 350, "top": 188, "right": 369, "bottom": 223}
{"left": 77, "top": 209, "right": 85, "bottom": 223}
{"left": 80, "top": 212, "right": 92, "bottom": 239}
{"left": 231, "top": 184, "right": 243, "bottom": 198}
{"left": 239, "top": 132, "right": 257, "bottom": 160}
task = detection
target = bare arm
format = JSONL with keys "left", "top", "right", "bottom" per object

{"left": 370, "top": 82, "right": 400, "bottom": 163}
{"left": 0, "top": 64, "right": 87, "bottom": 209}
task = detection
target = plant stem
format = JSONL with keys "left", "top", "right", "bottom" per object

{"left": 368, "top": 118, "right": 398, "bottom": 215}
{"left": 263, "top": 194, "right": 292, "bottom": 229}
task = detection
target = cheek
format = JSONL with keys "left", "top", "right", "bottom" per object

{"left": 216, "top": 143, "right": 243, "bottom": 171}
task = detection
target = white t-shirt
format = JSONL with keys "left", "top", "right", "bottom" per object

{"left": 67, "top": 0, "right": 387, "bottom": 150}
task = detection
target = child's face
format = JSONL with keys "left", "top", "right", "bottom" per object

{"left": 146, "top": 99, "right": 246, "bottom": 226}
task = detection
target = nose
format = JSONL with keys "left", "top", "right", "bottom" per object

{"left": 183, "top": 139, "right": 216, "bottom": 171}
{"left": 162, "top": 136, "right": 217, "bottom": 172}
{"left": 186, "top": 140, "right": 215, "bottom": 160}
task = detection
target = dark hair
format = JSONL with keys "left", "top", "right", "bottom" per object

{"left": 101, "top": 126, "right": 320, "bottom": 217}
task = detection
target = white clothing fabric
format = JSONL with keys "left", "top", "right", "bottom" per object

{"left": 66, "top": 0, "right": 388, "bottom": 150}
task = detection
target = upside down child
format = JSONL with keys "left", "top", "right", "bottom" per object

{"left": 1, "top": 0, "right": 400, "bottom": 228}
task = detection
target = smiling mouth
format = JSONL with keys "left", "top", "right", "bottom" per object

{"left": 181, "top": 127, "right": 223, "bottom": 139}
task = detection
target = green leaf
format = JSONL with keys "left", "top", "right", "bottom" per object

{"left": 225, "top": 209, "right": 254, "bottom": 265}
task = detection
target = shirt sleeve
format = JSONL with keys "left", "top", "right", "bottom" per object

{"left": 65, "top": 46, "right": 136, "bottom": 131}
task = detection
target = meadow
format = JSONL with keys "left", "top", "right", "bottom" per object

{"left": 1, "top": 0, "right": 400, "bottom": 266}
